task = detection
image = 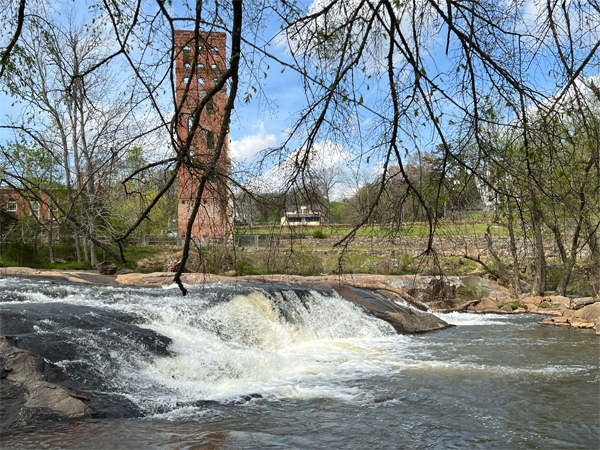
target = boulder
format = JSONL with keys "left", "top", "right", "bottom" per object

{"left": 566, "top": 302, "right": 600, "bottom": 325}
{"left": 96, "top": 261, "right": 118, "bottom": 275}
{"left": 522, "top": 296, "right": 545, "bottom": 306}
{"left": 547, "top": 295, "right": 571, "bottom": 308}
{"left": 0, "top": 336, "right": 91, "bottom": 434}
{"left": 474, "top": 297, "right": 501, "bottom": 313}
{"left": 333, "top": 285, "right": 452, "bottom": 334}
{"left": 572, "top": 297, "right": 596, "bottom": 310}
{"left": 539, "top": 303, "right": 600, "bottom": 332}
{"left": 53, "top": 258, "right": 67, "bottom": 264}
{"left": 377, "top": 310, "right": 451, "bottom": 334}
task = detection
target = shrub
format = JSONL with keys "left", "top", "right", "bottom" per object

{"left": 311, "top": 229, "right": 327, "bottom": 239}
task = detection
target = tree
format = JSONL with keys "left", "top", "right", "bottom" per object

{"left": 1, "top": 15, "right": 143, "bottom": 264}
{"left": 1, "top": 0, "right": 598, "bottom": 295}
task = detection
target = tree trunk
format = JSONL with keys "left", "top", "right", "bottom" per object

{"left": 48, "top": 221, "right": 54, "bottom": 264}
{"left": 531, "top": 206, "right": 546, "bottom": 296}
{"left": 506, "top": 199, "right": 522, "bottom": 295}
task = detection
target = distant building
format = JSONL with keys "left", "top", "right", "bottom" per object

{"left": 175, "top": 30, "right": 231, "bottom": 240}
{"left": 0, "top": 188, "right": 51, "bottom": 221}
{"left": 281, "top": 205, "right": 322, "bottom": 226}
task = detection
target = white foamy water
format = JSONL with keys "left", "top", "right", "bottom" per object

{"left": 435, "top": 311, "right": 515, "bottom": 326}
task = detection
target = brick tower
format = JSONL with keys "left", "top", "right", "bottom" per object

{"left": 174, "top": 30, "right": 231, "bottom": 241}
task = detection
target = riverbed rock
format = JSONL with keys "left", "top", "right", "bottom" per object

{"left": 522, "top": 296, "right": 545, "bottom": 306}
{"left": 0, "top": 336, "right": 91, "bottom": 435}
{"left": 539, "top": 302, "right": 600, "bottom": 332}
{"left": 332, "top": 285, "right": 452, "bottom": 334}
{"left": 565, "top": 302, "right": 600, "bottom": 325}
{"left": 572, "top": 297, "right": 596, "bottom": 309}
{"left": 97, "top": 261, "right": 118, "bottom": 275}
{"left": 547, "top": 295, "right": 571, "bottom": 308}
{"left": 474, "top": 297, "right": 502, "bottom": 313}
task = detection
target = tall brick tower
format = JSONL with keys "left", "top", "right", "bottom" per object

{"left": 174, "top": 30, "right": 231, "bottom": 241}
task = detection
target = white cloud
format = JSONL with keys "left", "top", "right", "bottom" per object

{"left": 230, "top": 122, "right": 278, "bottom": 162}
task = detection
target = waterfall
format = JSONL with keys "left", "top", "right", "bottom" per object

{"left": 0, "top": 278, "right": 396, "bottom": 416}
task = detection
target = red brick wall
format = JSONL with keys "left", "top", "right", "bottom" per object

{"left": 174, "top": 30, "right": 231, "bottom": 240}
{"left": 0, "top": 189, "right": 50, "bottom": 220}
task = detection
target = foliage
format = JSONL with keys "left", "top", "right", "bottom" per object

{"left": 312, "top": 229, "right": 327, "bottom": 239}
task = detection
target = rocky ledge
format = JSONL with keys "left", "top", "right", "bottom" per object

{"left": 0, "top": 336, "right": 92, "bottom": 436}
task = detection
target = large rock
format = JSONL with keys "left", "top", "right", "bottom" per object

{"left": 474, "top": 297, "right": 503, "bottom": 313}
{"left": 333, "top": 285, "right": 452, "bottom": 334}
{"left": 539, "top": 302, "right": 600, "bottom": 333}
{"left": 0, "top": 336, "right": 91, "bottom": 435}
{"left": 572, "top": 297, "right": 597, "bottom": 309}
{"left": 522, "top": 296, "right": 545, "bottom": 306}
{"left": 547, "top": 295, "right": 571, "bottom": 308}
{"left": 96, "top": 261, "right": 118, "bottom": 275}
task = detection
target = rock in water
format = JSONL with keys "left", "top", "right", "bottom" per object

{"left": 0, "top": 336, "right": 91, "bottom": 435}
{"left": 333, "top": 285, "right": 452, "bottom": 334}
{"left": 97, "top": 261, "right": 118, "bottom": 275}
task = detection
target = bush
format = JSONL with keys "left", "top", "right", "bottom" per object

{"left": 312, "top": 229, "right": 327, "bottom": 239}
{"left": 234, "top": 258, "right": 259, "bottom": 276}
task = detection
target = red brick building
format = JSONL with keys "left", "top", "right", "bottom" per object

{"left": 175, "top": 30, "right": 231, "bottom": 241}
{"left": 0, "top": 188, "right": 50, "bottom": 221}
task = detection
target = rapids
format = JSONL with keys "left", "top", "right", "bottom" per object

{"left": 1, "top": 277, "right": 598, "bottom": 449}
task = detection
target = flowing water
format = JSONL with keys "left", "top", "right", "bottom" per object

{"left": 0, "top": 278, "right": 598, "bottom": 449}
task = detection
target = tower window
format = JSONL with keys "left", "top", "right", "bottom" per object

{"left": 212, "top": 46, "right": 219, "bottom": 53}
{"left": 198, "top": 63, "right": 204, "bottom": 68}
{"left": 211, "top": 64, "right": 217, "bottom": 69}
{"left": 198, "top": 77, "right": 205, "bottom": 85}
{"left": 183, "top": 77, "right": 190, "bottom": 84}
{"left": 183, "top": 45, "right": 191, "bottom": 52}
{"left": 206, "top": 131, "right": 215, "bottom": 149}
{"left": 7, "top": 199, "right": 17, "bottom": 212}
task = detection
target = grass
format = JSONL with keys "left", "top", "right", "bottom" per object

{"left": 235, "top": 221, "right": 509, "bottom": 239}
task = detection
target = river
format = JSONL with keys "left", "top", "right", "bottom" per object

{"left": 1, "top": 278, "right": 598, "bottom": 449}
